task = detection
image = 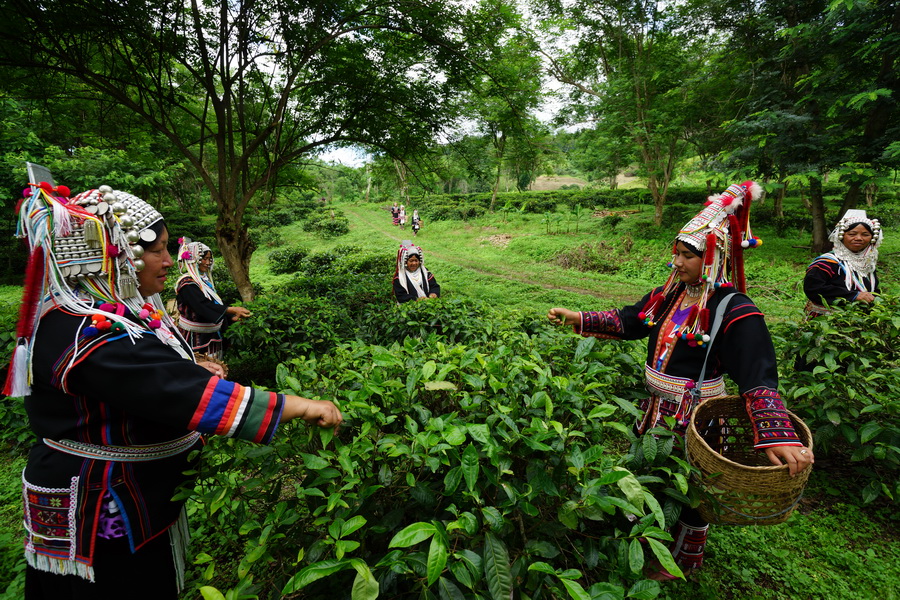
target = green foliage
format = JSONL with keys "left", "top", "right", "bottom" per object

{"left": 0, "top": 453, "right": 27, "bottom": 598}
{"left": 268, "top": 246, "right": 311, "bottom": 275}
{"left": 227, "top": 246, "right": 394, "bottom": 385}
{"left": 165, "top": 214, "right": 217, "bottom": 248}
{"left": 302, "top": 210, "right": 351, "bottom": 238}
{"left": 779, "top": 296, "right": 900, "bottom": 504}
{"left": 185, "top": 327, "right": 698, "bottom": 599}
{"left": 415, "top": 188, "right": 652, "bottom": 223}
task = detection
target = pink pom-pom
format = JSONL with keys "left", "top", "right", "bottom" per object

{"left": 181, "top": 251, "right": 192, "bottom": 260}
{"left": 99, "top": 302, "right": 116, "bottom": 312}
{"left": 148, "top": 319, "right": 161, "bottom": 329}
{"left": 685, "top": 380, "right": 695, "bottom": 389}
{"left": 139, "top": 309, "right": 151, "bottom": 319}
{"left": 107, "top": 244, "right": 120, "bottom": 257}
{"left": 178, "top": 237, "right": 184, "bottom": 244}
{"left": 22, "top": 187, "right": 32, "bottom": 197}
{"left": 55, "top": 185, "right": 71, "bottom": 198}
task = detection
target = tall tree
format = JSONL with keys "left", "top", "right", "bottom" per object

{"left": 467, "top": 29, "right": 545, "bottom": 210}
{"left": 0, "top": 0, "right": 517, "bottom": 299}
{"left": 698, "top": 0, "right": 900, "bottom": 252}
{"left": 532, "top": 1, "right": 709, "bottom": 225}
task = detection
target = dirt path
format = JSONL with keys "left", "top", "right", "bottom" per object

{"left": 344, "top": 206, "right": 640, "bottom": 301}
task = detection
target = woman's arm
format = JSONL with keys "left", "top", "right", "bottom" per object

{"left": 717, "top": 300, "right": 813, "bottom": 475}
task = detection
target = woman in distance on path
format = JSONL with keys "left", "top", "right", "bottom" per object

{"left": 393, "top": 241, "right": 440, "bottom": 304}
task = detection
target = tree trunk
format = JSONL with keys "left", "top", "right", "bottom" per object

{"left": 865, "top": 183, "right": 877, "bottom": 206}
{"left": 364, "top": 164, "right": 371, "bottom": 202}
{"left": 394, "top": 160, "right": 410, "bottom": 206}
{"left": 216, "top": 212, "right": 255, "bottom": 302}
{"left": 489, "top": 133, "right": 506, "bottom": 212}
{"left": 647, "top": 173, "right": 665, "bottom": 227}
{"left": 775, "top": 180, "right": 786, "bottom": 218}
{"left": 809, "top": 177, "right": 829, "bottom": 253}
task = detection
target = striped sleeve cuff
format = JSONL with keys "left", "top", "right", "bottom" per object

{"left": 574, "top": 310, "right": 625, "bottom": 339}
{"left": 744, "top": 387, "right": 802, "bottom": 449}
{"left": 188, "top": 377, "right": 285, "bottom": 444}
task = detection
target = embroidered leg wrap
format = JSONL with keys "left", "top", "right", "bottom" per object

{"left": 670, "top": 520, "right": 709, "bottom": 570}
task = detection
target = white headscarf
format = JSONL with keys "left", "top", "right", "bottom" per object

{"left": 825, "top": 209, "right": 882, "bottom": 288}
{"left": 176, "top": 239, "right": 223, "bottom": 304}
{"left": 395, "top": 242, "right": 432, "bottom": 298}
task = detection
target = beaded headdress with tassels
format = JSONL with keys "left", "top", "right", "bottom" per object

{"left": 637, "top": 181, "right": 763, "bottom": 348}
{"left": 3, "top": 163, "right": 170, "bottom": 397}
{"left": 176, "top": 238, "right": 223, "bottom": 304}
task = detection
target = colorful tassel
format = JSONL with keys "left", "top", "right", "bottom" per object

{"left": 699, "top": 308, "right": 709, "bottom": 333}
{"left": 2, "top": 341, "right": 30, "bottom": 397}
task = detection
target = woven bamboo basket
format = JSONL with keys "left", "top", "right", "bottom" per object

{"left": 686, "top": 395, "right": 813, "bottom": 526}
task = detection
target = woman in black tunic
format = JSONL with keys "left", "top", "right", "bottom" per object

{"left": 803, "top": 209, "right": 882, "bottom": 318}
{"left": 175, "top": 239, "right": 251, "bottom": 359}
{"left": 6, "top": 174, "right": 341, "bottom": 599}
{"left": 548, "top": 181, "right": 813, "bottom": 579}
{"left": 393, "top": 242, "right": 441, "bottom": 304}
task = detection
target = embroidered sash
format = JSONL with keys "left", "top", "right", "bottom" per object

{"left": 43, "top": 431, "right": 202, "bottom": 462}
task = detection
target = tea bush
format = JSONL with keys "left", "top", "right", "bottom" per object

{"left": 302, "top": 210, "right": 351, "bottom": 238}
{"left": 778, "top": 295, "right": 900, "bottom": 504}
{"left": 269, "top": 246, "right": 311, "bottom": 275}
{"left": 185, "top": 329, "right": 697, "bottom": 599}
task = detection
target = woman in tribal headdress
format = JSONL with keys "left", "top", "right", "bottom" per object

{"left": 393, "top": 241, "right": 440, "bottom": 304}
{"left": 175, "top": 239, "right": 251, "bottom": 360}
{"left": 803, "top": 209, "right": 882, "bottom": 318}
{"left": 7, "top": 167, "right": 341, "bottom": 599}
{"left": 548, "top": 181, "right": 813, "bottom": 580}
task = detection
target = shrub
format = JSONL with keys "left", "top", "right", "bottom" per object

{"left": 183, "top": 329, "right": 693, "bottom": 599}
{"left": 778, "top": 296, "right": 900, "bottom": 504}
{"left": 302, "top": 210, "right": 351, "bottom": 238}
{"left": 268, "top": 246, "right": 310, "bottom": 275}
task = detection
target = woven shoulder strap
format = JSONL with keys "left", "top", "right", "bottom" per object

{"left": 691, "top": 292, "right": 744, "bottom": 399}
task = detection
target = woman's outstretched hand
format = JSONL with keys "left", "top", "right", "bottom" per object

{"left": 283, "top": 396, "right": 343, "bottom": 434}
{"left": 547, "top": 307, "right": 579, "bottom": 327}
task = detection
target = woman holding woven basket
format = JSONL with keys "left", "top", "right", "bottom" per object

{"left": 548, "top": 181, "right": 814, "bottom": 580}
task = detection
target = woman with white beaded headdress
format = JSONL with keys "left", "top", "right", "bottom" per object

{"left": 803, "top": 209, "right": 883, "bottom": 318}
{"left": 175, "top": 238, "right": 251, "bottom": 360}
{"left": 7, "top": 166, "right": 341, "bottom": 599}
{"left": 547, "top": 181, "right": 813, "bottom": 580}
{"left": 393, "top": 241, "right": 440, "bottom": 304}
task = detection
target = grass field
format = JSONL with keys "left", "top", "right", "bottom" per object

{"left": 253, "top": 200, "right": 899, "bottom": 324}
